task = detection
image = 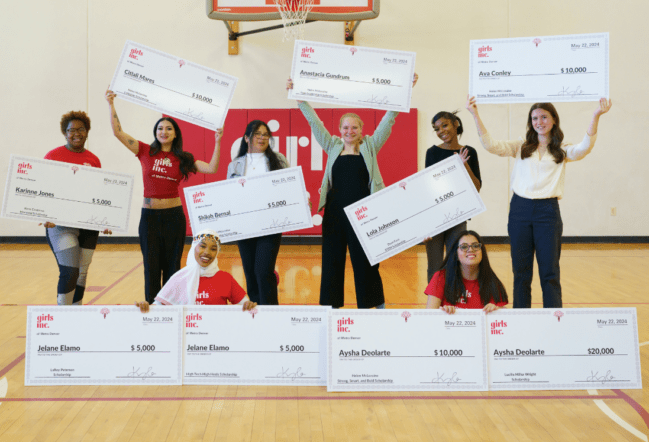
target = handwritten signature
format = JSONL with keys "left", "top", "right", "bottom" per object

{"left": 271, "top": 217, "right": 290, "bottom": 228}
{"left": 365, "top": 95, "right": 390, "bottom": 105}
{"left": 276, "top": 367, "right": 305, "bottom": 381}
{"left": 586, "top": 370, "right": 614, "bottom": 383}
{"left": 431, "top": 372, "right": 461, "bottom": 386}
{"left": 126, "top": 367, "right": 156, "bottom": 378}
{"left": 443, "top": 208, "right": 465, "bottom": 223}
{"left": 558, "top": 86, "right": 584, "bottom": 98}
{"left": 186, "top": 108, "right": 206, "bottom": 121}
{"left": 86, "top": 215, "right": 109, "bottom": 226}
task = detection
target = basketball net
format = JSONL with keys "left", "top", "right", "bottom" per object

{"left": 274, "top": 0, "right": 315, "bottom": 41}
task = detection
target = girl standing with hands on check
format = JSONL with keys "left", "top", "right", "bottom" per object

{"left": 105, "top": 89, "right": 222, "bottom": 305}
{"left": 287, "top": 74, "right": 418, "bottom": 310}
{"left": 466, "top": 96, "right": 612, "bottom": 308}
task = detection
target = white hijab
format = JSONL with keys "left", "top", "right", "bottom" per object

{"left": 154, "top": 229, "right": 220, "bottom": 305}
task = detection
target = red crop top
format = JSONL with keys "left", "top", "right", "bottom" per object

{"left": 136, "top": 141, "right": 184, "bottom": 198}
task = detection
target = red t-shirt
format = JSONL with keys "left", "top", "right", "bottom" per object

{"left": 44, "top": 146, "right": 101, "bottom": 168}
{"left": 194, "top": 271, "right": 246, "bottom": 305}
{"left": 136, "top": 141, "right": 184, "bottom": 198}
{"left": 424, "top": 269, "right": 507, "bottom": 309}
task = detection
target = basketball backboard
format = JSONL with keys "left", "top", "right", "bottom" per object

{"left": 206, "top": 0, "right": 380, "bottom": 22}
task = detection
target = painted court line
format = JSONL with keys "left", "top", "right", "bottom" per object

{"left": 594, "top": 400, "right": 648, "bottom": 441}
{"left": 640, "top": 341, "right": 649, "bottom": 347}
{"left": 87, "top": 262, "right": 143, "bottom": 305}
{"left": 0, "top": 353, "right": 25, "bottom": 379}
{"left": 614, "top": 390, "right": 649, "bottom": 433}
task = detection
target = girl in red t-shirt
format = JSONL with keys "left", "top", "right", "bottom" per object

{"left": 425, "top": 230, "right": 508, "bottom": 314}
{"left": 136, "top": 229, "right": 256, "bottom": 312}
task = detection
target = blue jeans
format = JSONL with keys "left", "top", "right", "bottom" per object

{"left": 508, "top": 194, "right": 563, "bottom": 308}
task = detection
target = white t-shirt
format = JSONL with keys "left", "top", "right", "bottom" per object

{"left": 244, "top": 153, "right": 270, "bottom": 176}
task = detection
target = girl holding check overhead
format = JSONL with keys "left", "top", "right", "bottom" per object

{"left": 105, "top": 89, "right": 222, "bottom": 305}
{"left": 287, "top": 74, "right": 418, "bottom": 310}
{"left": 466, "top": 96, "right": 612, "bottom": 308}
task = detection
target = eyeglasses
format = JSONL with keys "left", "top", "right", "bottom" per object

{"left": 458, "top": 243, "right": 482, "bottom": 252}
{"left": 66, "top": 128, "right": 87, "bottom": 134}
{"left": 253, "top": 132, "right": 270, "bottom": 139}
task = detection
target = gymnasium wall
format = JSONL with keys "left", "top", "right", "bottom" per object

{"left": 1, "top": 0, "right": 647, "bottom": 238}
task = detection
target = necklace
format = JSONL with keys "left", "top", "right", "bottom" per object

{"left": 248, "top": 153, "right": 264, "bottom": 170}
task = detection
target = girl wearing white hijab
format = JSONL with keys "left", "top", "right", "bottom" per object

{"left": 136, "top": 229, "right": 257, "bottom": 312}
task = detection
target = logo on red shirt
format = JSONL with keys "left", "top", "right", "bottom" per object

{"left": 153, "top": 157, "right": 172, "bottom": 173}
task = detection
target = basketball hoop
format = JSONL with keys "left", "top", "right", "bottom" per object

{"left": 274, "top": 0, "right": 315, "bottom": 41}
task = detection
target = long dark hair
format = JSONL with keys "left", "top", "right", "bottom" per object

{"left": 149, "top": 117, "right": 196, "bottom": 180}
{"left": 521, "top": 103, "right": 565, "bottom": 163}
{"left": 440, "top": 230, "right": 508, "bottom": 306}
{"left": 432, "top": 111, "right": 464, "bottom": 138}
{"left": 236, "top": 120, "right": 284, "bottom": 171}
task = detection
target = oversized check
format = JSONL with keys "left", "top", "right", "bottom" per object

{"left": 25, "top": 306, "right": 183, "bottom": 386}
{"left": 469, "top": 32, "right": 609, "bottom": 103}
{"left": 328, "top": 310, "right": 487, "bottom": 392}
{"left": 184, "top": 167, "right": 313, "bottom": 242}
{"left": 288, "top": 40, "right": 415, "bottom": 112}
{"left": 344, "top": 155, "right": 485, "bottom": 266}
{"left": 109, "top": 40, "right": 237, "bottom": 130}
{"left": 487, "top": 308, "right": 642, "bottom": 391}
{"left": 2, "top": 155, "right": 135, "bottom": 232}
{"left": 183, "top": 306, "right": 329, "bottom": 385}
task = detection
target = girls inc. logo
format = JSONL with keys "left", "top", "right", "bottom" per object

{"left": 490, "top": 319, "right": 507, "bottom": 335}
{"left": 301, "top": 47, "right": 314, "bottom": 58}
{"left": 36, "top": 314, "right": 54, "bottom": 329}
{"left": 355, "top": 206, "right": 368, "bottom": 221}
{"left": 337, "top": 317, "right": 354, "bottom": 332}
{"left": 17, "top": 162, "right": 32, "bottom": 175}
{"left": 152, "top": 157, "right": 172, "bottom": 173}
{"left": 186, "top": 313, "right": 203, "bottom": 328}
{"left": 192, "top": 191, "right": 205, "bottom": 204}
{"left": 478, "top": 45, "right": 492, "bottom": 58}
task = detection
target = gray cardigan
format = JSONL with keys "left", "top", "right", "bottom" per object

{"left": 226, "top": 152, "right": 289, "bottom": 178}
{"left": 298, "top": 101, "right": 398, "bottom": 212}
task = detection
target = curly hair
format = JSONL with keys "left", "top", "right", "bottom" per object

{"left": 521, "top": 103, "right": 565, "bottom": 164}
{"left": 60, "top": 111, "right": 91, "bottom": 134}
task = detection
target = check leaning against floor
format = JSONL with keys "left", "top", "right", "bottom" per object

{"left": 328, "top": 310, "right": 488, "bottom": 392}
{"left": 1, "top": 155, "right": 135, "bottom": 232}
{"left": 184, "top": 167, "right": 313, "bottom": 243}
{"left": 288, "top": 40, "right": 416, "bottom": 112}
{"left": 25, "top": 306, "right": 183, "bottom": 386}
{"left": 344, "top": 155, "right": 485, "bottom": 266}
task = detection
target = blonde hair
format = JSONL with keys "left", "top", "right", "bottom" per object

{"left": 339, "top": 113, "right": 363, "bottom": 129}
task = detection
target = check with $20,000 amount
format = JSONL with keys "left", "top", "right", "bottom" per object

{"left": 183, "top": 306, "right": 329, "bottom": 386}
{"left": 25, "top": 306, "right": 183, "bottom": 386}
{"left": 328, "top": 310, "right": 488, "bottom": 392}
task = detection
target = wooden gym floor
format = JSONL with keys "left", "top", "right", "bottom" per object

{"left": 0, "top": 243, "right": 647, "bottom": 441}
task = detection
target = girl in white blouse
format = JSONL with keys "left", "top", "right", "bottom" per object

{"left": 465, "top": 96, "right": 611, "bottom": 308}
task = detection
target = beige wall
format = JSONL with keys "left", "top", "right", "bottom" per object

{"left": 1, "top": 0, "right": 646, "bottom": 237}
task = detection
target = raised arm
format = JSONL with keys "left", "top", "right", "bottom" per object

{"left": 195, "top": 128, "right": 222, "bottom": 174}
{"left": 466, "top": 95, "right": 520, "bottom": 158}
{"left": 105, "top": 89, "right": 139, "bottom": 154}
{"left": 587, "top": 98, "right": 612, "bottom": 136}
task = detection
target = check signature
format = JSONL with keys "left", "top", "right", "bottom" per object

{"left": 276, "top": 367, "right": 305, "bottom": 381}
{"left": 431, "top": 372, "right": 461, "bottom": 386}
{"left": 126, "top": 367, "right": 156, "bottom": 378}
{"left": 558, "top": 86, "right": 584, "bottom": 98}
{"left": 186, "top": 108, "right": 206, "bottom": 121}
{"left": 364, "top": 95, "right": 390, "bottom": 105}
{"left": 271, "top": 217, "right": 290, "bottom": 228}
{"left": 443, "top": 208, "right": 465, "bottom": 223}
{"left": 586, "top": 370, "right": 615, "bottom": 383}
{"left": 86, "top": 215, "right": 109, "bottom": 226}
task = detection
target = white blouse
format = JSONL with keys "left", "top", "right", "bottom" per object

{"left": 479, "top": 132, "right": 597, "bottom": 199}
{"left": 244, "top": 153, "right": 270, "bottom": 177}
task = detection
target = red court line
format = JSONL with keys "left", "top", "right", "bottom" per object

{"left": 0, "top": 353, "right": 25, "bottom": 378}
{"left": 0, "top": 394, "right": 621, "bottom": 402}
{"left": 613, "top": 389, "right": 649, "bottom": 430}
{"left": 87, "top": 262, "right": 143, "bottom": 305}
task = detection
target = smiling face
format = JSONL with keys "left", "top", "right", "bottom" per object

{"left": 433, "top": 117, "right": 459, "bottom": 144}
{"left": 193, "top": 237, "right": 219, "bottom": 268}
{"left": 245, "top": 124, "right": 271, "bottom": 153}
{"left": 65, "top": 120, "right": 88, "bottom": 150}
{"left": 457, "top": 234, "right": 483, "bottom": 267}
{"left": 339, "top": 117, "right": 363, "bottom": 146}
{"left": 530, "top": 108, "right": 555, "bottom": 137}
{"left": 156, "top": 120, "right": 176, "bottom": 145}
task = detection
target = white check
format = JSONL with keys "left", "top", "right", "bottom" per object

{"left": 184, "top": 167, "right": 313, "bottom": 243}
{"left": 344, "top": 155, "right": 485, "bottom": 266}
{"left": 469, "top": 32, "right": 609, "bottom": 103}
{"left": 289, "top": 40, "right": 415, "bottom": 112}
{"left": 2, "top": 155, "right": 135, "bottom": 232}
{"left": 487, "top": 308, "right": 642, "bottom": 391}
{"left": 25, "top": 306, "right": 183, "bottom": 386}
{"left": 328, "top": 310, "right": 487, "bottom": 392}
{"left": 109, "top": 40, "right": 237, "bottom": 130}
{"left": 183, "top": 306, "right": 329, "bottom": 386}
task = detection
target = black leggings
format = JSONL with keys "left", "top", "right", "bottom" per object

{"left": 237, "top": 233, "right": 282, "bottom": 305}
{"left": 139, "top": 206, "right": 187, "bottom": 304}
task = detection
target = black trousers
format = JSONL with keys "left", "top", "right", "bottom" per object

{"left": 237, "top": 233, "right": 282, "bottom": 305}
{"left": 508, "top": 194, "right": 563, "bottom": 308}
{"left": 139, "top": 206, "right": 187, "bottom": 304}
{"left": 320, "top": 205, "right": 385, "bottom": 309}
